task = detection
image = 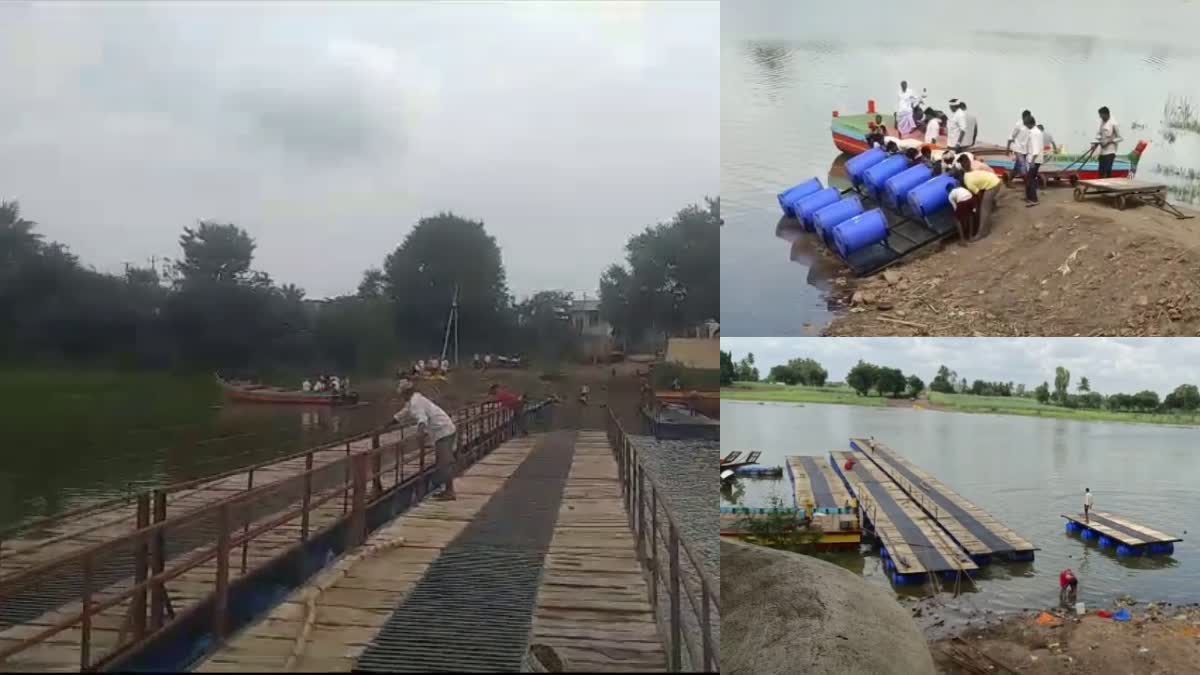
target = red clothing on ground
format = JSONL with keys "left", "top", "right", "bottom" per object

{"left": 1059, "top": 569, "right": 1076, "bottom": 589}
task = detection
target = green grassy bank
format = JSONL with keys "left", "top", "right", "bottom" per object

{"left": 722, "top": 382, "right": 1200, "bottom": 426}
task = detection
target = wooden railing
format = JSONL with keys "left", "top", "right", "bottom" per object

{"left": 0, "top": 401, "right": 538, "bottom": 672}
{"left": 606, "top": 409, "right": 718, "bottom": 673}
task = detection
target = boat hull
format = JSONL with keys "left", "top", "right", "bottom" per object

{"left": 217, "top": 377, "right": 359, "bottom": 406}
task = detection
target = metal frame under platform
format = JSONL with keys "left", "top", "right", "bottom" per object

{"left": 835, "top": 186, "right": 961, "bottom": 277}
{"left": 1073, "top": 178, "right": 1195, "bottom": 219}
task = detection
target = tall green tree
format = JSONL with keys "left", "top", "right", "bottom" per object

{"left": 720, "top": 350, "right": 734, "bottom": 385}
{"left": 929, "top": 365, "right": 956, "bottom": 394}
{"left": 1078, "top": 377, "right": 1091, "bottom": 393}
{"left": 515, "top": 291, "right": 574, "bottom": 361}
{"left": 1035, "top": 382, "right": 1051, "bottom": 404}
{"left": 906, "top": 375, "right": 925, "bottom": 399}
{"left": 381, "top": 212, "right": 511, "bottom": 353}
{"left": 1164, "top": 383, "right": 1200, "bottom": 411}
{"left": 846, "top": 361, "right": 880, "bottom": 397}
{"left": 876, "top": 367, "right": 907, "bottom": 398}
{"left": 1054, "top": 366, "right": 1071, "bottom": 402}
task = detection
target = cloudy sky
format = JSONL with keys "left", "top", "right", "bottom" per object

{"left": 0, "top": 1, "right": 718, "bottom": 299}
{"left": 722, "top": 338, "right": 1200, "bottom": 395}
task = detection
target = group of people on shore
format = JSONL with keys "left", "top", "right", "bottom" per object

{"left": 471, "top": 353, "right": 522, "bottom": 370}
{"left": 301, "top": 374, "right": 350, "bottom": 394}
{"left": 406, "top": 358, "right": 451, "bottom": 378}
{"left": 877, "top": 82, "right": 1124, "bottom": 244}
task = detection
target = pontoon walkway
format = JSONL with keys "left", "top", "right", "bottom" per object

{"left": 1062, "top": 511, "right": 1181, "bottom": 556}
{"left": 832, "top": 451, "right": 976, "bottom": 585}
{"left": 850, "top": 439, "right": 1035, "bottom": 562}
{"left": 785, "top": 456, "right": 852, "bottom": 513}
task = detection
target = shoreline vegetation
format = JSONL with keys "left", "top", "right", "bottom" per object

{"left": 722, "top": 382, "right": 1200, "bottom": 427}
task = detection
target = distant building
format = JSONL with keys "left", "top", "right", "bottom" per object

{"left": 568, "top": 296, "right": 613, "bottom": 360}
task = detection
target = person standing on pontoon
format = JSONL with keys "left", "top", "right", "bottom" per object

{"left": 1084, "top": 487, "right": 1094, "bottom": 523}
{"left": 1093, "top": 106, "right": 1122, "bottom": 178}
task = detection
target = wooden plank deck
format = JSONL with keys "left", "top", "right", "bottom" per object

{"left": 0, "top": 441, "right": 439, "bottom": 672}
{"left": 1061, "top": 511, "right": 1182, "bottom": 547}
{"left": 832, "top": 451, "right": 975, "bottom": 577}
{"left": 195, "top": 436, "right": 540, "bottom": 673}
{"left": 850, "top": 439, "right": 1034, "bottom": 557}
{"left": 528, "top": 431, "right": 665, "bottom": 672}
{"left": 786, "top": 455, "right": 852, "bottom": 511}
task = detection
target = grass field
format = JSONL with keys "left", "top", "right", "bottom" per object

{"left": 720, "top": 382, "right": 886, "bottom": 406}
{"left": 721, "top": 382, "right": 1200, "bottom": 426}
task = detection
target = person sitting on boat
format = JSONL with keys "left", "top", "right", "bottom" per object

{"left": 302, "top": 379, "right": 312, "bottom": 393}
{"left": 866, "top": 117, "right": 886, "bottom": 150}
{"left": 314, "top": 377, "right": 325, "bottom": 392}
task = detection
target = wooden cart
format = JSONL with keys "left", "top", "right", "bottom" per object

{"left": 1072, "top": 178, "right": 1194, "bottom": 219}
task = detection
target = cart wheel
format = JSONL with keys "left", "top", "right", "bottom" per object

{"left": 1073, "top": 187, "right": 1084, "bottom": 202}
{"left": 1069, "top": 175, "right": 1079, "bottom": 187}
{"left": 1116, "top": 195, "right": 1127, "bottom": 210}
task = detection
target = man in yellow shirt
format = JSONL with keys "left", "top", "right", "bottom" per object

{"left": 960, "top": 161, "right": 1002, "bottom": 240}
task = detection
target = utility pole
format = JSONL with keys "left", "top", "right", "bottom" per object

{"left": 440, "top": 285, "right": 459, "bottom": 366}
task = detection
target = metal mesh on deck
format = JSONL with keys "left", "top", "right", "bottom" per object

{"left": 355, "top": 431, "right": 577, "bottom": 673}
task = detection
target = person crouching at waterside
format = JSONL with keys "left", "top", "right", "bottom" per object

{"left": 960, "top": 157, "right": 1002, "bottom": 240}
{"left": 946, "top": 184, "right": 976, "bottom": 244}
{"left": 391, "top": 379, "right": 459, "bottom": 501}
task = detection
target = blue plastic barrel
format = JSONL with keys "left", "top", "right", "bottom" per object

{"left": 812, "top": 196, "right": 864, "bottom": 247}
{"left": 778, "top": 178, "right": 822, "bottom": 217}
{"left": 1116, "top": 544, "right": 1142, "bottom": 557}
{"left": 1081, "top": 528, "right": 1097, "bottom": 541}
{"left": 883, "top": 164, "right": 934, "bottom": 210}
{"left": 1163, "top": 542, "right": 1175, "bottom": 555}
{"left": 833, "top": 209, "right": 888, "bottom": 258}
{"left": 1098, "top": 536, "right": 1114, "bottom": 549}
{"left": 794, "top": 188, "right": 841, "bottom": 231}
{"left": 1065, "top": 521, "right": 1079, "bottom": 534}
{"left": 861, "top": 155, "right": 911, "bottom": 199}
{"left": 846, "top": 147, "right": 888, "bottom": 186}
{"left": 907, "top": 174, "right": 960, "bottom": 218}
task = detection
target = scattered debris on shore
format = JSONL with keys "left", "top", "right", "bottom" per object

{"left": 928, "top": 601, "right": 1200, "bottom": 674}
{"left": 822, "top": 188, "right": 1200, "bottom": 336}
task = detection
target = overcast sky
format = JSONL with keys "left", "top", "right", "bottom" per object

{"left": 0, "top": 1, "right": 718, "bottom": 299}
{"left": 722, "top": 338, "right": 1200, "bottom": 395}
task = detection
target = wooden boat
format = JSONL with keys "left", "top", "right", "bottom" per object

{"left": 831, "top": 104, "right": 1144, "bottom": 180}
{"left": 654, "top": 390, "right": 719, "bottom": 419}
{"left": 216, "top": 375, "right": 359, "bottom": 406}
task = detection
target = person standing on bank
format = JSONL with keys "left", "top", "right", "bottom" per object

{"left": 1023, "top": 116, "right": 1045, "bottom": 206}
{"left": 391, "top": 379, "right": 459, "bottom": 501}
{"left": 1093, "top": 106, "right": 1122, "bottom": 178}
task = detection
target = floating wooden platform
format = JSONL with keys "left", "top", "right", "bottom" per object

{"left": 832, "top": 451, "right": 976, "bottom": 584}
{"left": 719, "top": 451, "right": 761, "bottom": 470}
{"left": 1062, "top": 511, "right": 1182, "bottom": 556}
{"left": 786, "top": 455, "right": 852, "bottom": 513}
{"left": 196, "top": 432, "right": 663, "bottom": 673}
{"left": 850, "top": 439, "right": 1035, "bottom": 562}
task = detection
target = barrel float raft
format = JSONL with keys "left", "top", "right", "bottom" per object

{"left": 883, "top": 164, "right": 934, "bottom": 211}
{"left": 811, "top": 196, "right": 864, "bottom": 248}
{"left": 794, "top": 188, "right": 841, "bottom": 231}
{"left": 778, "top": 178, "right": 823, "bottom": 217}
{"left": 833, "top": 208, "right": 888, "bottom": 258}
{"left": 907, "top": 174, "right": 960, "bottom": 219}
{"left": 845, "top": 148, "right": 888, "bottom": 187}
{"left": 861, "top": 155, "right": 911, "bottom": 200}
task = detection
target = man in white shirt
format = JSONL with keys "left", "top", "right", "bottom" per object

{"left": 1024, "top": 117, "right": 1045, "bottom": 206}
{"left": 946, "top": 184, "right": 976, "bottom": 244}
{"left": 331, "top": 375, "right": 341, "bottom": 393}
{"left": 1006, "top": 110, "right": 1033, "bottom": 178}
{"left": 1083, "top": 487, "right": 1094, "bottom": 523}
{"left": 959, "top": 101, "right": 979, "bottom": 148}
{"left": 897, "top": 80, "right": 925, "bottom": 115}
{"left": 946, "top": 100, "right": 964, "bottom": 151}
{"left": 924, "top": 112, "right": 943, "bottom": 145}
{"left": 1092, "top": 106, "right": 1122, "bottom": 178}
{"left": 440, "top": 358, "right": 450, "bottom": 374}
{"left": 391, "top": 379, "right": 459, "bottom": 501}
{"left": 1038, "top": 124, "right": 1059, "bottom": 155}
{"left": 302, "top": 379, "right": 312, "bottom": 392}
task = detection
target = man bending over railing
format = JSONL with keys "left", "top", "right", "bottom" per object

{"left": 387, "top": 379, "right": 459, "bottom": 501}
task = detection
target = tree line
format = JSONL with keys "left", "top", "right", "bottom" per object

{"left": 1, "top": 197, "right": 718, "bottom": 374}
{"left": 721, "top": 353, "right": 1200, "bottom": 414}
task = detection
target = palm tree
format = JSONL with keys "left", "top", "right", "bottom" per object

{"left": 0, "top": 201, "right": 43, "bottom": 266}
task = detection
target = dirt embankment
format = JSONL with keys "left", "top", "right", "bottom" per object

{"left": 930, "top": 602, "right": 1200, "bottom": 674}
{"left": 823, "top": 187, "right": 1200, "bottom": 336}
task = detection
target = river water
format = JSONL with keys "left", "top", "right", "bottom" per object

{"left": 721, "top": 399, "right": 1200, "bottom": 620}
{"left": 0, "top": 383, "right": 393, "bottom": 531}
{"left": 721, "top": 0, "right": 1200, "bottom": 335}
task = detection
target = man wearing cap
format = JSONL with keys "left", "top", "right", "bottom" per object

{"left": 390, "top": 379, "right": 459, "bottom": 501}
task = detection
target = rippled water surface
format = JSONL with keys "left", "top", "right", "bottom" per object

{"left": 722, "top": 0, "right": 1200, "bottom": 334}
{"left": 721, "top": 400, "right": 1200, "bottom": 616}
